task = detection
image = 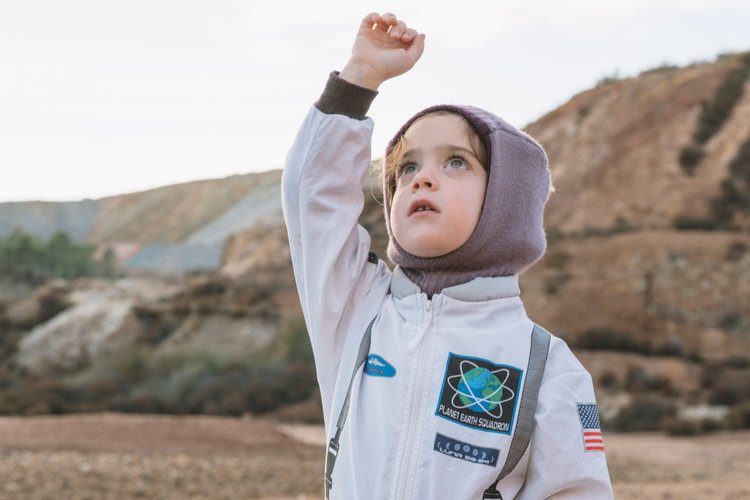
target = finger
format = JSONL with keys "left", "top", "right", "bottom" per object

{"left": 390, "top": 20, "right": 407, "bottom": 39}
{"left": 361, "top": 12, "right": 389, "bottom": 31}
{"left": 365, "top": 12, "right": 390, "bottom": 33}
{"left": 360, "top": 12, "right": 379, "bottom": 30}
{"left": 401, "top": 27, "right": 418, "bottom": 42}
{"left": 371, "top": 13, "right": 392, "bottom": 32}
{"left": 382, "top": 12, "right": 398, "bottom": 25}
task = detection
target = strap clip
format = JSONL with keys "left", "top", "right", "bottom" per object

{"left": 482, "top": 485, "right": 503, "bottom": 499}
{"left": 327, "top": 438, "right": 340, "bottom": 456}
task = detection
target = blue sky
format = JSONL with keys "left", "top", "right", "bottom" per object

{"left": 1, "top": 0, "right": 749, "bottom": 202}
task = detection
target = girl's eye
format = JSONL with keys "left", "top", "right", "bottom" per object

{"left": 447, "top": 157, "right": 468, "bottom": 169}
{"left": 398, "top": 163, "right": 417, "bottom": 177}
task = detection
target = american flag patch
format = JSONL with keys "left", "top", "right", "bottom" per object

{"left": 577, "top": 403, "right": 604, "bottom": 452}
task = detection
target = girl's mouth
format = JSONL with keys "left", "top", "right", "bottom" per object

{"left": 409, "top": 199, "right": 439, "bottom": 216}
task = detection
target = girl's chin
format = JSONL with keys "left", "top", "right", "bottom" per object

{"left": 393, "top": 225, "right": 470, "bottom": 258}
{"left": 399, "top": 239, "right": 460, "bottom": 258}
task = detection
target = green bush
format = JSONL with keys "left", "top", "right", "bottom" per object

{"left": 708, "top": 368, "right": 750, "bottom": 405}
{"left": 0, "top": 376, "right": 88, "bottom": 415}
{"left": 625, "top": 367, "right": 674, "bottom": 395}
{"left": 653, "top": 339, "right": 691, "bottom": 358}
{"left": 693, "top": 53, "right": 750, "bottom": 145}
{"left": 607, "top": 396, "right": 676, "bottom": 432}
{"left": 719, "top": 313, "right": 742, "bottom": 330}
{"left": 575, "top": 328, "right": 651, "bottom": 354}
{"left": 710, "top": 135, "right": 750, "bottom": 229}
{"left": 727, "top": 134, "right": 750, "bottom": 184}
{"left": 726, "top": 357, "right": 750, "bottom": 369}
{"left": 727, "top": 401, "right": 750, "bottom": 429}
{"left": 672, "top": 216, "right": 722, "bottom": 231}
{"left": 0, "top": 228, "right": 122, "bottom": 286}
{"left": 726, "top": 241, "right": 747, "bottom": 262}
{"left": 283, "top": 316, "right": 314, "bottom": 364}
{"left": 662, "top": 417, "right": 702, "bottom": 436}
{"left": 679, "top": 145, "right": 705, "bottom": 174}
{"left": 270, "top": 388, "right": 324, "bottom": 424}
{"left": 543, "top": 249, "right": 572, "bottom": 269}
{"left": 0, "top": 327, "right": 25, "bottom": 362}
{"left": 598, "top": 371, "right": 619, "bottom": 390}
{"left": 595, "top": 69, "right": 622, "bottom": 87}
{"left": 662, "top": 416, "right": 725, "bottom": 436}
{"left": 726, "top": 241, "right": 748, "bottom": 261}
{"left": 677, "top": 52, "right": 750, "bottom": 175}
{"left": 544, "top": 272, "right": 572, "bottom": 296}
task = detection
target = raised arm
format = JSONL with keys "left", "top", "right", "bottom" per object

{"left": 281, "top": 13, "right": 425, "bottom": 390}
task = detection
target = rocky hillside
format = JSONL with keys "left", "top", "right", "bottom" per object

{"left": 529, "top": 54, "right": 750, "bottom": 234}
{"left": 1, "top": 52, "right": 749, "bottom": 430}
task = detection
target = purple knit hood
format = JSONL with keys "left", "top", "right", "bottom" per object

{"left": 384, "top": 104, "right": 552, "bottom": 297}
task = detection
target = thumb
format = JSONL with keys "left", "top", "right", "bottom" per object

{"left": 406, "top": 33, "right": 426, "bottom": 64}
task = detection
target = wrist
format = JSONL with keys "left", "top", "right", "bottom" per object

{"left": 339, "top": 61, "right": 384, "bottom": 90}
{"left": 314, "top": 71, "right": 379, "bottom": 119}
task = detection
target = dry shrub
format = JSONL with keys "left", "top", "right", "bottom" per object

{"left": 625, "top": 367, "right": 674, "bottom": 395}
{"left": 662, "top": 416, "right": 725, "bottom": 436}
{"left": 727, "top": 401, "right": 750, "bottom": 429}
{"left": 607, "top": 396, "right": 676, "bottom": 432}
{"left": 707, "top": 367, "right": 750, "bottom": 405}
{"left": 575, "top": 328, "right": 651, "bottom": 354}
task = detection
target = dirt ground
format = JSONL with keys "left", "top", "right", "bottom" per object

{"left": 0, "top": 413, "right": 748, "bottom": 499}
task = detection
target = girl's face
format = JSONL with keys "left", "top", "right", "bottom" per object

{"left": 390, "top": 114, "right": 487, "bottom": 258}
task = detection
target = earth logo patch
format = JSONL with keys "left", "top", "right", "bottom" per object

{"left": 435, "top": 353, "right": 523, "bottom": 434}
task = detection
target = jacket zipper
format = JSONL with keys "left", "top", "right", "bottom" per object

{"left": 392, "top": 296, "right": 434, "bottom": 499}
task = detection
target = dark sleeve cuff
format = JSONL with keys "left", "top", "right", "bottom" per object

{"left": 314, "top": 71, "right": 379, "bottom": 120}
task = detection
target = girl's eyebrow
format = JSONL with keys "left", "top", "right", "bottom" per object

{"left": 437, "top": 144, "right": 479, "bottom": 159}
{"left": 401, "top": 146, "right": 420, "bottom": 161}
{"left": 402, "top": 144, "right": 479, "bottom": 161}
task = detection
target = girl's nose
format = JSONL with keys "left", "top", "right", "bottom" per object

{"left": 411, "top": 168, "right": 437, "bottom": 191}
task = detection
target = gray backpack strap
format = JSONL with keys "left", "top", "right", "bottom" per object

{"left": 483, "top": 324, "right": 551, "bottom": 500}
{"left": 324, "top": 316, "right": 376, "bottom": 499}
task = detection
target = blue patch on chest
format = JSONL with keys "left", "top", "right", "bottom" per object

{"left": 433, "top": 433, "right": 500, "bottom": 467}
{"left": 364, "top": 354, "right": 396, "bottom": 377}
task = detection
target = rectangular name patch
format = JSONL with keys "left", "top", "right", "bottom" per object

{"left": 433, "top": 433, "right": 500, "bottom": 467}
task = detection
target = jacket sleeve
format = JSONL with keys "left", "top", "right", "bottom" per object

{"left": 281, "top": 72, "right": 389, "bottom": 385}
{"left": 517, "top": 360, "right": 614, "bottom": 499}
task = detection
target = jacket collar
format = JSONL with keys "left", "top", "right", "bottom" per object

{"left": 390, "top": 266, "right": 520, "bottom": 301}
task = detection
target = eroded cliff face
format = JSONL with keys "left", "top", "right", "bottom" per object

{"left": 522, "top": 231, "right": 750, "bottom": 358}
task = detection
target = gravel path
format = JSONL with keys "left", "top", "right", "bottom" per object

{"left": 1, "top": 413, "right": 748, "bottom": 499}
{"left": 0, "top": 413, "right": 323, "bottom": 499}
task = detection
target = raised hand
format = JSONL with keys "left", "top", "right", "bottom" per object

{"left": 339, "top": 12, "right": 426, "bottom": 90}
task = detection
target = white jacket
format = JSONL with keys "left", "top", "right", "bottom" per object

{"left": 281, "top": 104, "right": 614, "bottom": 499}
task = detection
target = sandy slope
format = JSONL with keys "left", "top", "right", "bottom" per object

{"left": 0, "top": 413, "right": 748, "bottom": 499}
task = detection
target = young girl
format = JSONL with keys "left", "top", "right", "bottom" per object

{"left": 282, "top": 12, "right": 613, "bottom": 499}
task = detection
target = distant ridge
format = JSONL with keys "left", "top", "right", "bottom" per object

{"left": 0, "top": 170, "right": 282, "bottom": 274}
{"left": 0, "top": 199, "right": 100, "bottom": 243}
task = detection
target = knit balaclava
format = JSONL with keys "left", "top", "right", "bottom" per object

{"left": 384, "top": 104, "right": 552, "bottom": 297}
